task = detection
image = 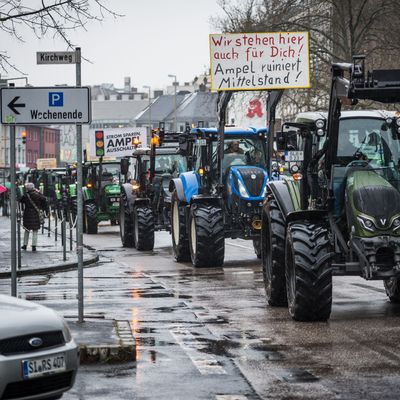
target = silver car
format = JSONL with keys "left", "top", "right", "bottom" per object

{"left": 0, "top": 295, "right": 79, "bottom": 399}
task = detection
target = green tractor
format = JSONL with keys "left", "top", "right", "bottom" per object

{"left": 262, "top": 56, "right": 400, "bottom": 321}
{"left": 119, "top": 128, "right": 186, "bottom": 250}
{"left": 81, "top": 160, "right": 122, "bottom": 234}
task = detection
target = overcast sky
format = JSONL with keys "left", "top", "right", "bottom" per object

{"left": 2, "top": 0, "right": 223, "bottom": 91}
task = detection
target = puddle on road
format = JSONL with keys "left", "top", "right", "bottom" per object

{"left": 196, "top": 337, "right": 240, "bottom": 357}
{"left": 278, "top": 368, "right": 319, "bottom": 383}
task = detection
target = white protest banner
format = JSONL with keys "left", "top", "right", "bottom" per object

{"left": 89, "top": 127, "right": 147, "bottom": 158}
{"left": 209, "top": 32, "right": 310, "bottom": 91}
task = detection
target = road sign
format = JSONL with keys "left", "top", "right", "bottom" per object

{"left": 36, "top": 158, "right": 57, "bottom": 169}
{"left": 37, "top": 51, "right": 77, "bottom": 64}
{"left": 0, "top": 87, "right": 91, "bottom": 124}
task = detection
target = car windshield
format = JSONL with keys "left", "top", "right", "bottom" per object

{"left": 154, "top": 154, "right": 187, "bottom": 176}
{"left": 219, "top": 137, "right": 267, "bottom": 171}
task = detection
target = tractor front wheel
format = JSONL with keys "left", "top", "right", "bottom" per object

{"left": 85, "top": 202, "right": 98, "bottom": 234}
{"left": 261, "top": 197, "right": 287, "bottom": 306}
{"left": 384, "top": 277, "right": 400, "bottom": 303}
{"left": 171, "top": 191, "right": 190, "bottom": 262}
{"left": 120, "top": 192, "right": 135, "bottom": 248}
{"left": 189, "top": 204, "right": 224, "bottom": 267}
{"left": 133, "top": 206, "right": 154, "bottom": 251}
{"left": 285, "top": 223, "right": 332, "bottom": 321}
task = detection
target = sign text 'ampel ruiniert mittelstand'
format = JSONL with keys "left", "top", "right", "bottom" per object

{"left": 0, "top": 87, "right": 91, "bottom": 124}
{"left": 209, "top": 32, "right": 310, "bottom": 91}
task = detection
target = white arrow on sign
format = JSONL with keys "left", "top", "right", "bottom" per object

{"left": 0, "top": 87, "right": 91, "bottom": 125}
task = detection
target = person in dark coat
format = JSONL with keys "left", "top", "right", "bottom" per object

{"left": 19, "top": 182, "right": 48, "bottom": 251}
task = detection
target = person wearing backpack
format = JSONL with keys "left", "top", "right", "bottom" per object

{"left": 19, "top": 182, "right": 48, "bottom": 251}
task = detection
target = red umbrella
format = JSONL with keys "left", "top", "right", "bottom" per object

{"left": 0, "top": 184, "right": 7, "bottom": 194}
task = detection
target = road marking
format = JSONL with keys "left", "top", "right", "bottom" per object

{"left": 216, "top": 396, "right": 248, "bottom": 400}
{"left": 171, "top": 327, "right": 227, "bottom": 375}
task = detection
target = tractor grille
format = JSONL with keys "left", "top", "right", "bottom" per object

{"left": 2, "top": 371, "right": 73, "bottom": 399}
{"left": 237, "top": 167, "right": 265, "bottom": 197}
{"left": 0, "top": 331, "right": 65, "bottom": 356}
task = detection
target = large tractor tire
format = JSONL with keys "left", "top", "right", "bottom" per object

{"left": 133, "top": 206, "right": 154, "bottom": 251}
{"left": 85, "top": 202, "right": 98, "bottom": 234}
{"left": 120, "top": 192, "right": 135, "bottom": 248}
{"left": 384, "top": 277, "right": 400, "bottom": 303}
{"left": 261, "top": 197, "right": 287, "bottom": 306}
{"left": 285, "top": 223, "right": 333, "bottom": 321}
{"left": 189, "top": 204, "right": 224, "bottom": 268}
{"left": 171, "top": 191, "right": 190, "bottom": 262}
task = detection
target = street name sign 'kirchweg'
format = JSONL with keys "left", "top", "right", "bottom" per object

{"left": 209, "top": 32, "right": 310, "bottom": 91}
{"left": 0, "top": 87, "right": 91, "bottom": 124}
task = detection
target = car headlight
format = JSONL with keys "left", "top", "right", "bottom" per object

{"left": 357, "top": 216, "right": 375, "bottom": 232}
{"left": 62, "top": 320, "right": 73, "bottom": 343}
{"left": 237, "top": 179, "right": 249, "bottom": 198}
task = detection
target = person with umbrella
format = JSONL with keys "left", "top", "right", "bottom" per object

{"left": 19, "top": 182, "right": 48, "bottom": 251}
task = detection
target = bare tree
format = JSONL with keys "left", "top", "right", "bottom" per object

{"left": 0, "top": 0, "right": 121, "bottom": 72}
{"left": 213, "top": 0, "right": 400, "bottom": 119}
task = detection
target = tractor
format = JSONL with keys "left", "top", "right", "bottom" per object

{"left": 119, "top": 128, "right": 186, "bottom": 250}
{"left": 169, "top": 92, "right": 274, "bottom": 267}
{"left": 262, "top": 56, "right": 400, "bottom": 321}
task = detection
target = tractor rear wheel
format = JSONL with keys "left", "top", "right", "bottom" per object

{"left": 120, "top": 192, "right": 135, "bottom": 248}
{"left": 189, "top": 204, "right": 224, "bottom": 267}
{"left": 171, "top": 191, "right": 190, "bottom": 261}
{"left": 384, "top": 277, "right": 400, "bottom": 303}
{"left": 285, "top": 223, "right": 332, "bottom": 321}
{"left": 85, "top": 202, "right": 98, "bottom": 234}
{"left": 261, "top": 197, "right": 287, "bottom": 306}
{"left": 133, "top": 206, "right": 154, "bottom": 251}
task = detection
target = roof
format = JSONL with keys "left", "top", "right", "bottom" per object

{"left": 91, "top": 100, "right": 148, "bottom": 123}
{"left": 295, "top": 110, "right": 397, "bottom": 123}
{"left": 192, "top": 127, "right": 268, "bottom": 135}
{"left": 135, "top": 94, "right": 188, "bottom": 123}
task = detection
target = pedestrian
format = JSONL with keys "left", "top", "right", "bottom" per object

{"left": 19, "top": 182, "right": 48, "bottom": 252}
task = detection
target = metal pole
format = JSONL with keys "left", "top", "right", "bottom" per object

{"left": 54, "top": 208, "right": 58, "bottom": 241}
{"left": 62, "top": 216, "right": 66, "bottom": 261}
{"left": 76, "top": 47, "right": 84, "bottom": 323}
{"left": 10, "top": 124, "right": 17, "bottom": 296}
{"left": 48, "top": 208, "right": 51, "bottom": 237}
{"left": 17, "top": 206, "right": 21, "bottom": 269}
{"left": 173, "top": 78, "right": 177, "bottom": 131}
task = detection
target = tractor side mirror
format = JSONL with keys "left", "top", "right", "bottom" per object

{"left": 178, "top": 133, "right": 189, "bottom": 155}
{"left": 120, "top": 158, "right": 130, "bottom": 176}
{"left": 276, "top": 131, "right": 287, "bottom": 151}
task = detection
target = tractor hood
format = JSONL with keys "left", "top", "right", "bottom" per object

{"left": 104, "top": 184, "right": 121, "bottom": 196}
{"left": 346, "top": 170, "right": 400, "bottom": 236}
{"left": 228, "top": 166, "right": 268, "bottom": 200}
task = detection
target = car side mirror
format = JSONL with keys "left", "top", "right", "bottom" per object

{"left": 120, "top": 158, "right": 130, "bottom": 176}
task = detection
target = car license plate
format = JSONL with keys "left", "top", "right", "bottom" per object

{"left": 113, "top": 202, "right": 119, "bottom": 207}
{"left": 22, "top": 353, "right": 66, "bottom": 379}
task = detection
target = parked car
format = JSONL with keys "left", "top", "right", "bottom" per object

{"left": 0, "top": 295, "right": 79, "bottom": 399}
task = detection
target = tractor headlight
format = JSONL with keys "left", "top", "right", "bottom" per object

{"left": 396, "top": 118, "right": 400, "bottom": 126}
{"left": 261, "top": 184, "right": 267, "bottom": 198}
{"left": 392, "top": 218, "right": 400, "bottom": 231}
{"left": 237, "top": 179, "right": 249, "bottom": 198}
{"left": 315, "top": 119, "right": 325, "bottom": 129}
{"left": 357, "top": 216, "right": 376, "bottom": 232}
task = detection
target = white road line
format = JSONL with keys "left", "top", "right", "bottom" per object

{"left": 170, "top": 328, "right": 227, "bottom": 375}
{"left": 216, "top": 396, "right": 248, "bottom": 400}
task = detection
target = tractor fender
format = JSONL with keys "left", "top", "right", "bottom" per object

{"left": 266, "top": 180, "right": 296, "bottom": 219}
{"left": 169, "top": 171, "right": 199, "bottom": 203}
{"left": 169, "top": 178, "right": 186, "bottom": 203}
{"left": 133, "top": 197, "right": 151, "bottom": 208}
{"left": 286, "top": 210, "right": 329, "bottom": 225}
{"left": 121, "top": 183, "right": 135, "bottom": 214}
{"left": 190, "top": 195, "right": 222, "bottom": 208}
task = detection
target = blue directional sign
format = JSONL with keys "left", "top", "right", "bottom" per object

{"left": 0, "top": 86, "right": 91, "bottom": 124}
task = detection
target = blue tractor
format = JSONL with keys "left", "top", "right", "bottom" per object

{"left": 169, "top": 93, "right": 274, "bottom": 267}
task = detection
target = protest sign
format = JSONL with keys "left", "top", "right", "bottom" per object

{"left": 89, "top": 127, "right": 147, "bottom": 158}
{"left": 210, "top": 32, "right": 310, "bottom": 91}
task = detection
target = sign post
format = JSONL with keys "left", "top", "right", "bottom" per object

{"left": 10, "top": 124, "right": 16, "bottom": 297}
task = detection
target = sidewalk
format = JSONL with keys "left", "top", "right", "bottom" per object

{"left": 0, "top": 216, "right": 99, "bottom": 278}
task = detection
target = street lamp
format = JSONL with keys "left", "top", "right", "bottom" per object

{"left": 143, "top": 85, "right": 152, "bottom": 137}
{"left": 168, "top": 74, "right": 177, "bottom": 131}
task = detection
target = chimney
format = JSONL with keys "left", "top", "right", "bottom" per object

{"left": 124, "top": 77, "right": 131, "bottom": 92}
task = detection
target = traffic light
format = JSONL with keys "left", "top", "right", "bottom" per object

{"left": 21, "top": 131, "right": 27, "bottom": 144}
{"left": 95, "top": 130, "right": 105, "bottom": 157}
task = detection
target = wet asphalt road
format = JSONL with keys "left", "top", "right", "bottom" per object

{"left": 2, "top": 225, "right": 400, "bottom": 399}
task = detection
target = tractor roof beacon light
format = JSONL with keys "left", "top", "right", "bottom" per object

{"left": 95, "top": 130, "right": 105, "bottom": 157}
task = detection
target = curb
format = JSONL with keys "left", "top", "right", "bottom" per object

{"left": 79, "top": 320, "right": 136, "bottom": 364}
{"left": 0, "top": 253, "right": 100, "bottom": 279}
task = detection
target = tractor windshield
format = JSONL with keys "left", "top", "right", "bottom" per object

{"left": 97, "top": 163, "right": 120, "bottom": 182}
{"left": 220, "top": 137, "right": 267, "bottom": 171}
{"left": 337, "top": 118, "right": 400, "bottom": 168}
{"left": 154, "top": 154, "right": 186, "bottom": 176}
